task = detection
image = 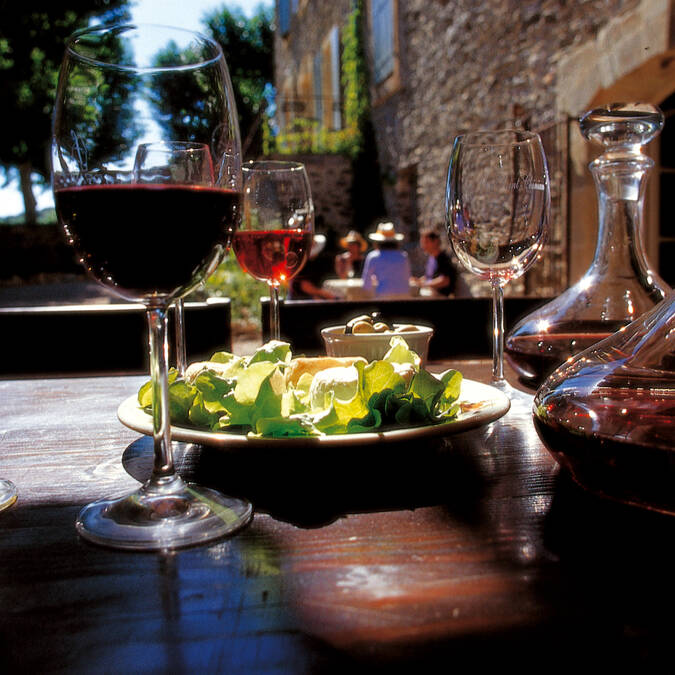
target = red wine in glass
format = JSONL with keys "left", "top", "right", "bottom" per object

{"left": 55, "top": 184, "right": 238, "bottom": 298}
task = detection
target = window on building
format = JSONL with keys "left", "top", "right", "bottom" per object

{"left": 309, "top": 27, "right": 343, "bottom": 131}
{"left": 329, "top": 26, "right": 342, "bottom": 129}
{"left": 297, "top": 55, "right": 313, "bottom": 119}
{"left": 313, "top": 51, "right": 323, "bottom": 123}
{"left": 371, "top": 0, "right": 394, "bottom": 84}
{"left": 279, "top": 0, "right": 291, "bottom": 36}
{"left": 279, "top": 76, "right": 295, "bottom": 131}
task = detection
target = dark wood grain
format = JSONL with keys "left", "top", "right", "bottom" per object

{"left": 0, "top": 363, "right": 672, "bottom": 673}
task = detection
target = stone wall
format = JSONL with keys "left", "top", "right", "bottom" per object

{"left": 372, "top": 0, "right": 675, "bottom": 294}
{"left": 274, "top": 0, "right": 675, "bottom": 295}
{"left": 272, "top": 153, "right": 354, "bottom": 239}
{"left": 377, "top": 0, "right": 641, "bottom": 224}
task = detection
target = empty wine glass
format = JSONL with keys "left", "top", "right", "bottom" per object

{"left": 52, "top": 24, "right": 251, "bottom": 550}
{"left": 134, "top": 141, "right": 216, "bottom": 376}
{"left": 0, "top": 478, "right": 17, "bottom": 512}
{"left": 445, "top": 130, "right": 549, "bottom": 394}
{"left": 233, "top": 161, "right": 314, "bottom": 341}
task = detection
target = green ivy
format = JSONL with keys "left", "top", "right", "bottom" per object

{"left": 271, "top": 0, "right": 368, "bottom": 159}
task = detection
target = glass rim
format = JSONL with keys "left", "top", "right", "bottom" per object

{"left": 454, "top": 129, "right": 543, "bottom": 148}
{"left": 65, "top": 23, "right": 223, "bottom": 73}
{"left": 242, "top": 160, "right": 307, "bottom": 173}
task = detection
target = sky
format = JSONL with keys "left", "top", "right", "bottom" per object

{"left": 0, "top": 0, "right": 272, "bottom": 218}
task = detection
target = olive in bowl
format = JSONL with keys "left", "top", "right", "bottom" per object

{"left": 321, "top": 318, "right": 433, "bottom": 364}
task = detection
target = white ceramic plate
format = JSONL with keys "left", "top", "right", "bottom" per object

{"left": 117, "top": 378, "right": 510, "bottom": 449}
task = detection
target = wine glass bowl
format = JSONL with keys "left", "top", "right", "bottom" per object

{"left": 445, "top": 129, "right": 549, "bottom": 389}
{"left": 133, "top": 141, "right": 222, "bottom": 375}
{"left": 52, "top": 24, "right": 251, "bottom": 550}
{"left": 234, "top": 161, "right": 314, "bottom": 341}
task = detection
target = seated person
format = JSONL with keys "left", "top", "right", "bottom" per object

{"left": 288, "top": 234, "right": 339, "bottom": 300}
{"left": 412, "top": 226, "right": 457, "bottom": 296}
{"left": 361, "top": 222, "right": 411, "bottom": 297}
{"left": 334, "top": 230, "right": 368, "bottom": 279}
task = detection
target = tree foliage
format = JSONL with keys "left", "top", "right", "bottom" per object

{"left": 0, "top": 0, "right": 131, "bottom": 221}
{"left": 202, "top": 3, "right": 274, "bottom": 158}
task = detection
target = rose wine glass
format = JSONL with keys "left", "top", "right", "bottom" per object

{"left": 445, "top": 129, "right": 549, "bottom": 394}
{"left": 233, "top": 161, "right": 314, "bottom": 341}
{"left": 52, "top": 24, "right": 251, "bottom": 550}
{"left": 133, "top": 141, "right": 217, "bottom": 377}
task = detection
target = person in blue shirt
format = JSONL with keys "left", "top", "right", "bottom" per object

{"left": 361, "top": 221, "right": 411, "bottom": 297}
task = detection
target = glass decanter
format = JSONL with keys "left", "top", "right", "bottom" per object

{"left": 533, "top": 290, "right": 675, "bottom": 515}
{"left": 505, "top": 102, "right": 669, "bottom": 386}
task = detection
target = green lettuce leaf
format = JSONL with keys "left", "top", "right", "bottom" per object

{"left": 246, "top": 340, "right": 292, "bottom": 366}
{"left": 383, "top": 336, "right": 421, "bottom": 369}
{"left": 252, "top": 414, "right": 320, "bottom": 437}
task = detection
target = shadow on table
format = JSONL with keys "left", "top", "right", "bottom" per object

{"left": 121, "top": 433, "right": 491, "bottom": 529}
{"left": 542, "top": 471, "right": 675, "bottom": 640}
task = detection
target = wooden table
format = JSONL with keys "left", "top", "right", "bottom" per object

{"left": 0, "top": 361, "right": 672, "bottom": 672}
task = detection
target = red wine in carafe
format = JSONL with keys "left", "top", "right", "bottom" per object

{"left": 505, "top": 320, "right": 627, "bottom": 385}
{"left": 534, "top": 377, "right": 675, "bottom": 515}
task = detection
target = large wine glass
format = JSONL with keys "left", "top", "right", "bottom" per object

{"left": 52, "top": 24, "right": 252, "bottom": 550}
{"left": 233, "top": 161, "right": 314, "bottom": 341}
{"left": 445, "top": 130, "right": 549, "bottom": 395}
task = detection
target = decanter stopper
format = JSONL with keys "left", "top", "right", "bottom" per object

{"left": 579, "top": 102, "right": 664, "bottom": 151}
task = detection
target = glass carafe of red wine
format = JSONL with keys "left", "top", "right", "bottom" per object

{"left": 505, "top": 103, "right": 670, "bottom": 386}
{"left": 533, "top": 289, "right": 675, "bottom": 515}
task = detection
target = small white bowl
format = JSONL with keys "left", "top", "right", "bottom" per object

{"left": 321, "top": 324, "right": 434, "bottom": 364}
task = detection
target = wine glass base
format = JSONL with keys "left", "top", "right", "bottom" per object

{"left": 0, "top": 478, "right": 17, "bottom": 512}
{"left": 76, "top": 482, "right": 253, "bottom": 551}
{"left": 490, "top": 379, "right": 535, "bottom": 412}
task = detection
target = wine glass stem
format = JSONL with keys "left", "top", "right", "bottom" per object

{"left": 174, "top": 298, "right": 187, "bottom": 378}
{"left": 491, "top": 281, "right": 505, "bottom": 384}
{"left": 147, "top": 306, "right": 179, "bottom": 487}
{"left": 269, "top": 283, "right": 280, "bottom": 341}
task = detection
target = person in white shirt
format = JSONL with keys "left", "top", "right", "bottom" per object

{"left": 361, "top": 222, "right": 411, "bottom": 297}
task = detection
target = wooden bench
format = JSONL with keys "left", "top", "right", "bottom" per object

{"left": 0, "top": 297, "right": 231, "bottom": 377}
{"left": 261, "top": 296, "right": 551, "bottom": 359}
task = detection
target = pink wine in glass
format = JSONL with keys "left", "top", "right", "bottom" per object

{"left": 55, "top": 183, "right": 240, "bottom": 300}
{"left": 233, "top": 229, "right": 312, "bottom": 285}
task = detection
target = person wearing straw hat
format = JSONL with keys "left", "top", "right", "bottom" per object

{"left": 361, "top": 221, "right": 412, "bottom": 297}
{"left": 335, "top": 230, "right": 368, "bottom": 279}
